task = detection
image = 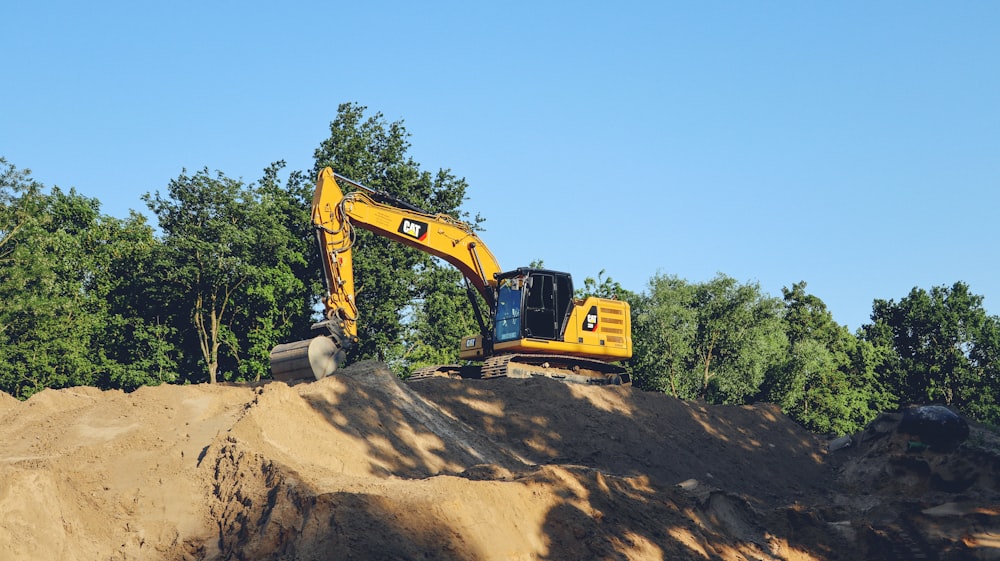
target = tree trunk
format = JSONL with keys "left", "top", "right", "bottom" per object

{"left": 194, "top": 294, "right": 220, "bottom": 384}
{"left": 701, "top": 331, "right": 718, "bottom": 398}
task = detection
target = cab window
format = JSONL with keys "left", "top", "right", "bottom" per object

{"left": 494, "top": 279, "right": 522, "bottom": 342}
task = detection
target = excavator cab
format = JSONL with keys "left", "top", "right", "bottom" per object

{"left": 458, "top": 266, "right": 631, "bottom": 384}
{"left": 494, "top": 269, "right": 573, "bottom": 343}
{"left": 460, "top": 264, "right": 632, "bottom": 365}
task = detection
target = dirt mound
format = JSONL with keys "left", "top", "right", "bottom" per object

{"left": 407, "top": 375, "right": 832, "bottom": 507}
{"left": 1, "top": 361, "right": 997, "bottom": 560}
{"left": 828, "top": 410, "right": 1000, "bottom": 560}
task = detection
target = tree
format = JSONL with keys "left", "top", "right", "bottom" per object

{"left": 86, "top": 211, "right": 180, "bottom": 390}
{"left": 0, "top": 158, "right": 31, "bottom": 265}
{"left": 311, "top": 103, "right": 478, "bottom": 368}
{"left": 629, "top": 274, "right": 697, "bottom": 396}
{"left": 143, "top": 163, "right": 313, "bottom": 383}
{"left": 766, "top": 282, "right": 890, "bottom": 434}
{"left": 628, "top": 273, "right": 786, "bottom": 404}
{"left": 691, "top": 274, "right": 786, "bottom": 404}
{"left": 0, "top": 162, "right": 110, "bottom": 396}
{"left": 968, "top": 317, "right": 1000, "bottom": 423}
{"left": 863, "top": 282, "right": 1000, "bottom": 424}
{"left": 230, "top": 162, "right": 318, "bottom": 381}
{"left": 0, "top": 159, "right": 188, "bottom": 396}
{"left": 403, "top": 265, "right": 481, "bottom": 370}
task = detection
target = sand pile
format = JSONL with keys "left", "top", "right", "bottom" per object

{"left": 1, "top": 361, "right": 997, "bottom": 560}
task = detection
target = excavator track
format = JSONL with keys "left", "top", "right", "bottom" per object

{"left": 484, "top": 353, "right": 630, "bottom": 385}
{"left": 409, "top": 354, "right": 630, "bottom": 386}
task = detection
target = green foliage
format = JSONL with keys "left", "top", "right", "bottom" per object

{"left": 630, "top": 275, "right": 696, "bottom": 396}
{"left": 230, "top": 163, "right": 317, "bottom": 381}
{"left": 99, "top": 315, "right": 179, "bottom": 391}
{"left": 143, "top": 168, "right": 249, "bottom": 383}
{"left": 691, "top": 275, "right": 787, "bottom": 404}
{"left": 629, "top": 273, "right": 786, "bottom": 404}
{"left": 0, "top": 165, "right": 93, "bottom": 397}
{"left": 404, "top": 266, "right": 482, "bottom": 372}
{"left": 142, "top": 163, "right": 313, "bottom": 383}
{"left": 0, "top": 159, "right": 176, "bottom": 397}
{"left": 1, "top": 158, "right": 311, "bottom": 392}
{"left": 766, "top": 282, "right": 890, "bottom": 434}
{"left": 632, "top": 275, "right": 998, "bottom": 433}
{"left": 862, "top": 282, "right": 1000, "bottom": 425}
{"left": 629, "top": 277, "right": 896, "bottom": 434}
{"left": 84, "top": 212, "right": 181, "bottom": 390}
{"left": 575, "top": 270, "right": 635, "bottom": 302}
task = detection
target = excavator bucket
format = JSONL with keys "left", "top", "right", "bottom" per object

{"left": 269, "top": 336, "right": 345, "bottom": 382}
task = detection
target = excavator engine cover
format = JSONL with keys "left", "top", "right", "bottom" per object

{"left": 269, "top": 336, "right": 344, "bottom": 382}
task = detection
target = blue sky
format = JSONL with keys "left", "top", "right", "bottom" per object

{"left": 3, "top": 2, "right": 998, "bottom": 331}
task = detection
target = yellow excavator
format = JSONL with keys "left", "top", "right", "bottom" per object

{"left": 269, "top": 168, "right": 632, "bottom": 385}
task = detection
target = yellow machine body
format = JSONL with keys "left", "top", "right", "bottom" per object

{"left": 271, "top": 167, "right": 633, "bottom": 385}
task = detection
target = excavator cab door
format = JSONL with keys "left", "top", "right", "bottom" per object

{"left": 523, "top": 273, "right": 557, "bottom": 339}
{"left": 494, "top": 276, "right": 524, "bottom": 343}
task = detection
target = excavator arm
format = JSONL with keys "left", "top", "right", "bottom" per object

{"left": 313, "top": 167, "right": 502, "bottom": 309}
{"left": 269, "top": 167, "right": 503, "bottom": 381}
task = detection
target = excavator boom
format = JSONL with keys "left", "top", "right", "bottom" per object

{"left": 313, "top": 168, "right": 502, "bottom": 308}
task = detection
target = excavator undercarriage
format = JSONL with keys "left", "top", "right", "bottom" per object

{"left": 409, "top": 354, "right": 630, "bottom": 386}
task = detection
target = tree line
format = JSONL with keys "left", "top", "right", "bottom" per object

{"left": 621, "top": 275, "right": 998, "bottom": 433}
{"left": 2, "top": 103, "right": 997, "bottom": 434}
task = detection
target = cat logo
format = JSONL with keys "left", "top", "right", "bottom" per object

{"left": 582, "top": 305, "right": 599, "bottom": 331}
{"left": 398, "top": 218, "right": 429, "bottom": 241}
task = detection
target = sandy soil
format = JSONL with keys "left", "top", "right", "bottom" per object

{"left": 1, "top": 360, "right": 997, "bottom": 560}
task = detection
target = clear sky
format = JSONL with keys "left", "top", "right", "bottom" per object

{"left": 3, "top": 2, "right": 998, "bottom": 331}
